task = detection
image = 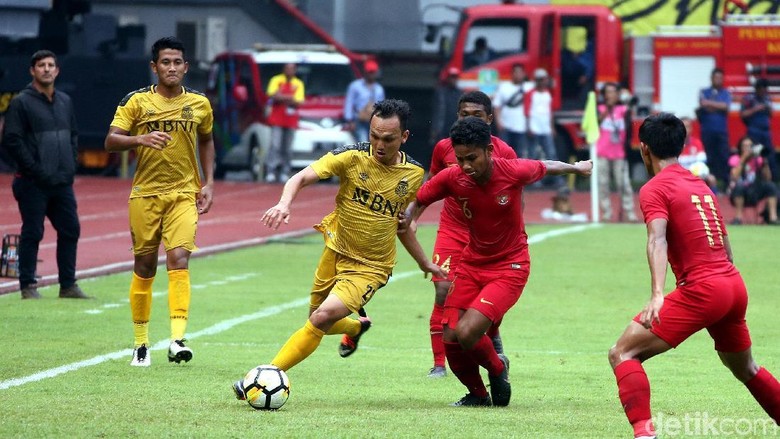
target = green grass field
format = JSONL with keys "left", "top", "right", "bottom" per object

{"left": 1, "top": 224, "right": 778, "bottom": 438}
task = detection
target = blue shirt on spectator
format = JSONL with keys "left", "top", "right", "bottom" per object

{"left": 741, "top": 92, "right": 772, "bottom": 131}
{"left": 344, "top": 79, "right": 385, "bottom": 122}
{"left": 698, "top": 87, "right": 731, "bottom": 133}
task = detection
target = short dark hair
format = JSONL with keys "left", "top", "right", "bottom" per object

{"left": 638, "top": 113, "right": 686, "bottom": 159}
{"left": 600, "top": 81, "right": 619, "bottom": 97}
{"left": 30, "top": 50, "right": 56, "bottom": 68}
{"left": 450, "top": 116, "right": 491, "bottom": 150}
{"left": 755, "top": 77, "right": 769, "bottom": 89}
{"left": 371, "top": 99, "right": 411, "bottom": 132}
{"left": 458, "top": 90, "right": 493, "bottom": 115}
{"left": 152, "top": 36, "right": 186, "bottom": 62}
{"left": 711, "top": 67, "right": 724, "bottom": 76}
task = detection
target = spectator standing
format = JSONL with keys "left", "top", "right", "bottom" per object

{"left": 105, "top": 36, "right": 215, "bottom": 366}
{"left": 2, "top": 50, "right": 90, "bottom": 300}
{"left": 493, "top": 63, "right": 532, "bottom": 157}
{"left": 344, "top": 60, "right": 385, "bottom": 143}
{"left": 727, "top": 136, "right": 778, "bottom": 225}
{"left": 596, "top": 82, "right": 637, "bottom": 222}
{"left": 265, "top": 62, "right": 304, "bottom": 183}
{"left": 525, "top": 68, "right": 563, "bottom": 186}
{"left": 697, "top": 68, "right": 732, "bottom": 185}
{"left": 430, "top": 67, "right": 461, "bottom": 145}
{"left": 740, "top": 78, "right": 776, "bottom": 181}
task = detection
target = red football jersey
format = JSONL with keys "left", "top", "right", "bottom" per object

{"left": 417, "top": 157, "right": 545, "bottom": 267}
{"left": 639, "top": 164, "right": 737, "bottom": 286}
{"left": 429, "top": 135, "right": 517, "bottom": 233}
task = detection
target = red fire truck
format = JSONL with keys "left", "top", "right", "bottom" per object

{"left": 439, "top": 3, "right": 780, "bottom": 158}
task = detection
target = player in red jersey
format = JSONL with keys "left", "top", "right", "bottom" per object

{"left": 423, "top": 91, "right": 517, "bottom": 378}
{"left": 406, "top": 116, "right": 592, "bottom": 406}
{"left": 608, "top": 113, "right": 780, "bottom": 439}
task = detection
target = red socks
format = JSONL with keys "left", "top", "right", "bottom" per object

{"left": 444, "top": 341, "right": 488, "bottom": 397}
{"left": 467, "top": 334, "right": 504, "bottom": 376}
{"left": 430, "top": 303, "right": 445, "bottom": 367}
{"left": 614, "top": 359, "right": 655, "bottom": 437}
{"left": 746, "top": 367, "right": 780, "bottom": 424}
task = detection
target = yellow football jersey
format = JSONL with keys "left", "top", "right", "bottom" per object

{"left": 110, "top": 85, "right": 213, "bottom": 198}
{"left": 311, "top": 143, "right": 424, "bottom": 272}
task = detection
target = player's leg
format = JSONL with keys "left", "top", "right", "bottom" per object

{"left": 128, "top": 196, "right": 162, "bottom": 366}
{"left": 428, "top": 280, "right": 449, "bottom": 377}
{"left": 333, "top": 263, "right": 387, "bottom": 357}
{"left": 271, "top": 293, "right": 352, "bottom": 371}
{"left": 608, "top": 321, "right": 672, "bottom": 439}
{"left": 719, "top": 349, "right": 780, "bottom": 424}
{"left": 442, "top": 307, "right": 491, "bottom": 406}
{"left": 428, "top": 234, "right": 462, "bottom": 376}
{"left": 162, "top": 192, "right": 199, "bottom": 363}
{"left": 708, "top": 277, "right": 780, "bottom": 424}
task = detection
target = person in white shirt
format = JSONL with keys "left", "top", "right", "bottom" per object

{"left": 524, "top": 68, "right": 563, "bottom": 186}
{"left": 493, "top": 63, "right": 532, "bottom": 157}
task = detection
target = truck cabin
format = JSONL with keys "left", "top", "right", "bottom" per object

{"left": 442, "top": 4, "right": 622, "bottom": 111}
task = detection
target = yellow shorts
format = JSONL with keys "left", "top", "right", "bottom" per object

{"left": 129, "top": 192, "right": 199, "bottom": 255}
{"left": 310, "top": 247, "right": 390, "bottom": 314}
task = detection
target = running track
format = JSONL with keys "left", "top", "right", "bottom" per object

{"left": 0, "top": 173, "right": 738, "bottom": 296}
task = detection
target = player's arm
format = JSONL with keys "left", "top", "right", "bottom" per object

{"left": 105, "top": 126, "right": 172, "bottom": 152}
{"left": 197, "top": 131, "right": 215, "bottom": 214}
{"left": 261, "top": 166, "right": 320, "bottom": 229}
{"left": 543, "top": 159, "right": 593, "bottom": 176}
{"left": 398, "top": 223, "right": 447, "bottom": 280}
{"left": 641, "top": 218, "right": 669, "bottom": 328}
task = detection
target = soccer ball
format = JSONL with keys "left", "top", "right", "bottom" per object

{"left": 688, "top": 161, "right": 710, "bottom": 178}
{"left": 241, "top": 365, "right": 291, "bottom": 410}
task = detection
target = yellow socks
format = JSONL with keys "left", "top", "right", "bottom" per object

{"left": 168, "top": 269, "right": 191, "bottom": 341}
{"left": 130, "top": 273, "right": 154, "bottom": 347}
{"left": 271, "top": 320, "right": 325, "bottom": 371}
{"left": 326, "top": 317, "right": 361, "bottom": 337}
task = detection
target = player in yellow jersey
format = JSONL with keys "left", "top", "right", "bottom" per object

{"left": 104, "top": 36, "right": 215, "bottom": 367}
{"left": 232, "top": 99, "right": 446, "bottom": 399}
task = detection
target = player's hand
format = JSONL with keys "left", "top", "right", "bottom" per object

{"left": 639, "top": 294, "right": 663, "bottom": 329}
{"left": 138, "top": 131, "right": 172, "bottom": 150}
{"left": 420, "top": 261, "right": 448, "bottom": 280}
{"left": 197, "top": 183, "right": 214, "bottom": 214}
{"left": 262, "top": 202, "right": 290, "bottom": 229}
{"left": 573, "top": 160, "right": 594, "bottom": 176}
{"left": 397, "top": 213, "right": 417, "bottom": 235}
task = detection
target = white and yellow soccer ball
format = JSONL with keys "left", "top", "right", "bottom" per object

{"left": 241, "top": 365, "right": 291, "bottom": 410}
{"left": 688, "top": 161, "right": 710, "bottom": 178}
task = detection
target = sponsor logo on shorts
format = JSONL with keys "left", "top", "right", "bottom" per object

{"left": 511, "top": 263, "right": 522, "bottom": 270}
{"left": 479, "top": 297, "right": 494, "bottom": 306}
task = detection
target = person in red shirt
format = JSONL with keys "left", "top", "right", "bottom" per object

{"left": 265, "top": 63, "right": 305, "bottom": 183}
{"left": 406, "top": 116, "right": 592, "bottom": 406}
{"left": 420, "top": 91, "right": 517, "bottom": 378}
{"left": 608, "top": 113, "right": 780, "bottom": 439}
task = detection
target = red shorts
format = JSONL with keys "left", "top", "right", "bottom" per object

{"left": 431, "top": 230, "right": 467, "bottom": 282}
{"left": 442, "top": 262, "right": 529, "bottom": 325}
{"left": 632, "top": 274, "right": 752, "bottom": 352}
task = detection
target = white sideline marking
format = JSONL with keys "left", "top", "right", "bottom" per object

{"left": 0, "top": 224, "right": 596, "bottom": 390}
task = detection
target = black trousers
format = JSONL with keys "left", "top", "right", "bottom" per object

{"left": 11, "top": 177, "right": 80, "bottom": 289}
